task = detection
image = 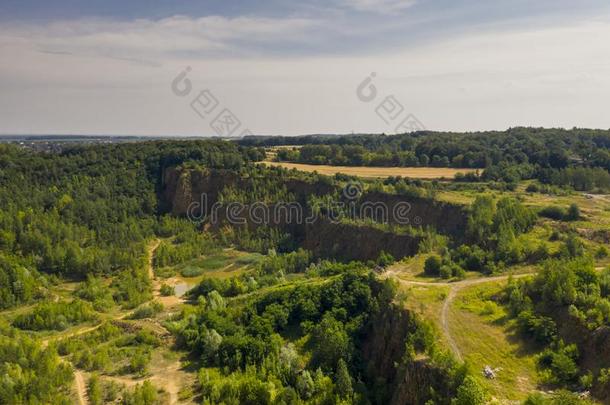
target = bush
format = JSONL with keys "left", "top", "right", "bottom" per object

{"left": 130, "top": 301, "right": 163, "bottom": 319}
{"left": 180, "top": 265, "right": 205, "bottom": 277}
{"left": 595, "top": 246, "right": 609, "bottom": 259}
{"left": 539, "top": 206, "right": 567, "bottom": 221}
{"left": 439, "top": 265, "right": 453, "bottom": 279}
{"left": 160, "top": 284, "right": 175, "bottom": 296}
{"left": 75, "top": 275, "right": 115, "bottom": 312}
{"left": 376, "top": 251, "right": 395, "bottom": 267}
{"left": 539, "top": 204, "right": 580, "bottom": 221}
{"left": 123, "top": 380, "right": 157, "bottom": 404}
{"left": 538, "top": 341, "right": 580, "bottom": 386}
{"left": 424, "top": 255, "right": 442, "bottom": 276}
{"left": 566, "top": 203, "right": 581, "bottom": 221}
{"left": 453, "top": 266, "right": 466, "bottom": 279}
{"left": 517, "top": 310, "right": 557, "bottom": 344}
{"left": 561, "top": 234, "right": 585, "bottom": 258}
{"left": 452, "top": 376, "right": 487, "bottom": 405}
{"left": 129, "top": 348, "right": 152, "bottom": 376}
{"left": 13, "top": 300, "right": 98, "bottom": 331}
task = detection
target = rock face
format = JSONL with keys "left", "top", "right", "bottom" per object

{"left": 554, "top": 308, "right": 610, "bottom": 400}
{"left": 360, "top": 191, "right": 469, "bottom": 237}
{"left": 361, "top": 305, "right": 456, "bottom": 404}
{"left": 160, "top": 167, "right": 241, "bottom": 216}
{"left": 302, "top": 217, "right": 422, "bottom": 262}
{"left": 160, "top": 166, "right": 468, "bottom": 262}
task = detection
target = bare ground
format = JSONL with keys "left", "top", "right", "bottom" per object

{"left": 261, "top": 161, "right": 478, "bottom": 179}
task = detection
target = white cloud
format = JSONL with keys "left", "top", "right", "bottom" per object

{"left": 340, "top": 0, "right": 417, "bottom": 14}
{"left": 1, "top": 15, "right": 610, "bottom": 135}
{"left": 0, "top": 15, "right": 318, "bottom": 62}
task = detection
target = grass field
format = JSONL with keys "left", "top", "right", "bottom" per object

{"left": 156, "top": 249, "right": 262, "bottom": 281}
{"left": 401, "top": 280, "right": 541, "bottom": 402}
{"left": 261, "top": 161, "right": 478, "bottom": 179}
{"left": 450, "top": 282, "right": 541, "bottom": 401}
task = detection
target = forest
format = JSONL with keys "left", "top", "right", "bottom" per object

{"left": 0, "top": 132, "right": 609, "bottom": 404}
{"left": 245, "top": 128, "right": 610, "bottom": 191}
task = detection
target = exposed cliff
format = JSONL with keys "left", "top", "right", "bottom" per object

{"left": 362, "top": 305, "right": 457, "bottom": 404}
{"left": 302, "top": 217, "right": 422, "bottom": 262}
{"left": 359, "top": 191, "right": 469, "bottom": 237}
{"left": 554, "top": 308, "right": 610, "bottom": 400}
{"left": 160, "top": 166, "right": 469, "bottom": 262}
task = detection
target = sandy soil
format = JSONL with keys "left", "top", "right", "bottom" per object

{"left": 261, "top": 161, "right": 478, "bottom": 179}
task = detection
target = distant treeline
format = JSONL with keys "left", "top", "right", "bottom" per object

{"left": 240, "top": 128, "right": 610, "bottom": 190}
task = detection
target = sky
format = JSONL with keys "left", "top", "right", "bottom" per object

{"left": 0, "top": 0, "right": 609, "bottom": 136}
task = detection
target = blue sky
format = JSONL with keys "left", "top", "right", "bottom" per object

{"left": 1, "top": 0, "right": 609, "bottom": 135}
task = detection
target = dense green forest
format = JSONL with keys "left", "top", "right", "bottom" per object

{"left": 1, "top": 134, "right": 609, "bottom": 404}
{"left": 0, "top": 141, "right": 264, "bottom": 403}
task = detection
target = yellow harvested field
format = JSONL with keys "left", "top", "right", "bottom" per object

{"left": 261, "top": 161, "right": 478, "bottom": 179}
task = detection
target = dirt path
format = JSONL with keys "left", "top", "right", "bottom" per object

{"left": 45, "top": 240, "right": 167, "bottom": 404}
{"left": 441, "top": 286, "right": 462, "bottom": 361}
{"left": 119, "top": 239, "right": 186, "bottom": 404}
{"left": 148, "top": 239, "right": 161, "bottom": 294}
{"left": 100, "top": 360, "right": 184, "bottom": 405}
{"left": 387, "top": 271, "right": 535, "bottom": 360}
{"left": 74, "top": 370, "right": 88, "bottom": 405}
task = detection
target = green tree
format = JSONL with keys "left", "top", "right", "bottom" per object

{"left": 296, "top": 370, "right": 315, "bottom": 399}
{"left": 424, "top": 255, "right": 442, "bottom": 277}
{"left": 452, "top": 376, "right": 487, "bottom": 405}
{"left": 123, "top": 380, "right": 157, "bottom": 405}
{"left": 88, "top": 374, "right": 103, "bottom": 405}
{"left": 335, "top": 359, "right": 353, "bottom": 399}
{"left": 311, "top": 316, "right": 350, "bottom": 370}
{"left": 566, "top": 204, "right": 581, "bottom": 221}
{"left": 467, "top": 196, "right": 495, "bottom": 245}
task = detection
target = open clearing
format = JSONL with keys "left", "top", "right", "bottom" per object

{"left": 261, "top": 161, "right": 478, "bottom": 179}
{"left": 388, "top": 262, "right": 540, "bottom": 402}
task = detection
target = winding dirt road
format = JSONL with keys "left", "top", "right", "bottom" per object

{"left": 386, "top": 271, "right": 536, "bottom": 361}
{"left": 43, "top": 240, "right": 164, "bottom": 405}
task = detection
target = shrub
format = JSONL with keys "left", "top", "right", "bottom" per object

{"left": 538, "top": 341, "right": 580, "bottom": 386}
{"left": 453, "top": 266, "right": 466, "bottom": 279}
{"left": 160, "top": 284, "right": 175, "bottom": 296}
{"left": 424, "top": 255, "right": 442, "bottom": 276}
{"left": 538, "top": 204, "right": 580, "bottom": 221}
{"left": 123, "top": 380, "right": 157, "bottom": 404}
{"left": 526, "top": 183, "right": 540, "bottom": 193}
{"left": 561, "top": 234, "right": 585, "bottom": 258}
{"left": 130, "top": 301, "right": 163, "bottom": 319}
{"left": 595, "top": 246, "right": 609, "bottom": 259}
{"left": 517, "top": 310, "right": 557, "bottom": 344}
{"left": 13, "top": 300, "right": 97, "bottom": 331}
{"left": 180, "top": 266, "right": 205, "bottom": 277}
{"left": 129, "top": 348, "right": 152, "bottom": 376}
{"left": 75, "top": 275, "right": 115, "bottom": 312}
{"left": 376, "top": 251, "right": 395, "bottom": 267}
{"left": 452, "top": 376, "right": 487, "bottom": 405}
{"left": 566, "top": 203, "right": 581, "bottom": 221}
{"left": 439, "top": 265, "right": 453, "bottom": 279}
{"left": 538, "top": 206, "right": 566, "bottom": 221}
